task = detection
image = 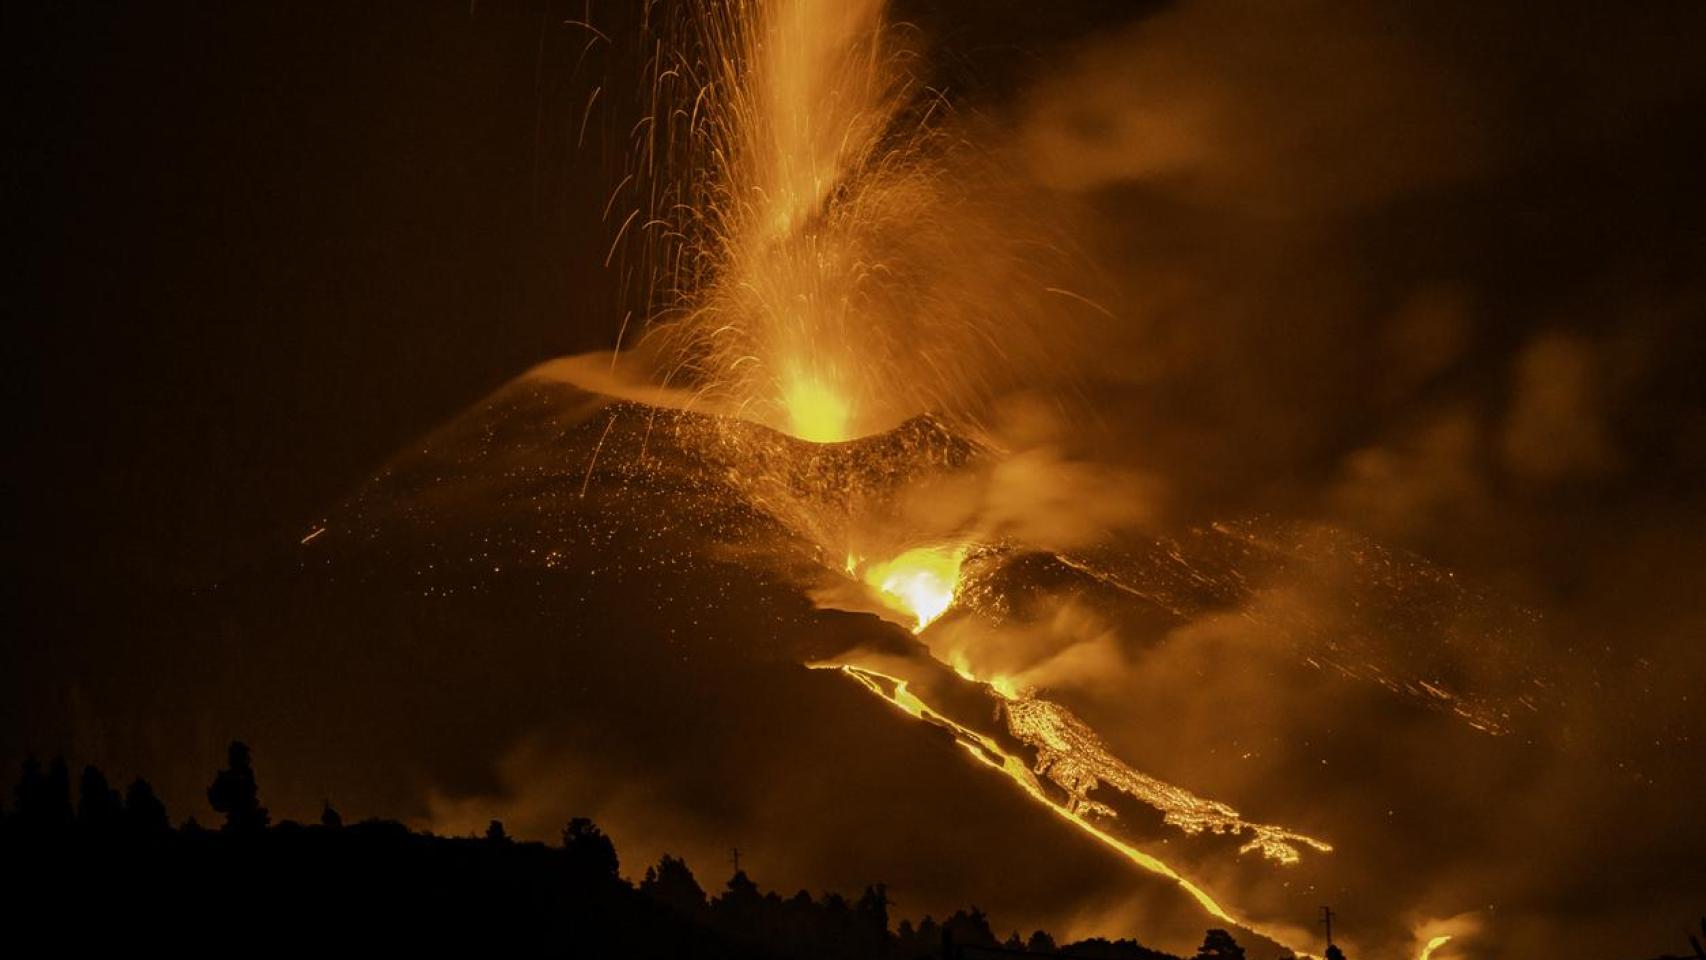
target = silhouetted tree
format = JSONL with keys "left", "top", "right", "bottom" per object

{"left": 48, "top": 758, "right": 73, "bottom": 820}
{"left": 1005, "top": 931, "right": 1026, "bottom": 950}
{"left": 719, "top": 868, "right": 763, "bottom": 909}
{"left": 77, "top": 765, "right": 123, "bottom": 831}
{"left": 19, "top": 756, "right": 77, "bottom": 829}
{"left": 485, "top": 818, "right": 510, "bottom": 843}
{"left": 856, "top": 884, "right": 889, "bottom": 934}
{"left": 641, "top": 853, "right": 706, "bottom": 915}
{"left": 1028, "top": 930, "right": 1058, "bottom": 953}
{"left": 320, "top": 800, "right": 343, "bottom": 829}
{"left": 944, "top": 907, "right": 999, "bottom": 950}
{"left": 1325, "top": 946, "right": 1346, "bottom": 960}
{"left": 916, "top": 916, "right": 941, "bottom": 951}
{"left": 1195, "top": 929, "right": 1245, "bottom": 960}
{"left": 206, "top": 741, "right": 268, "bottom": 832}
{"left": 13, "top": 756, "right": 45, "bottom": 824}
{"left": 561, "top": 816, "right": 618, "bottom": 881}
{"left": 712, "top": 867, "right": 767, "bottom": 940}
{"left": 123, "top": 778, "right": 170, "bottom": 834}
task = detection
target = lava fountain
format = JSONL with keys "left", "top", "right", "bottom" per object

{"left": 623, "top": 0, "right": 1084, "bottom": 443}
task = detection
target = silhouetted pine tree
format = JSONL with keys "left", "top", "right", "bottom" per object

{"left": 641, "top": 853, "right": 707, "bottom": 915}
{"left": 914, "top": 916, "right": 942, "bottom": 957}
{"left": 13, "top": 756, "right": 47, "bottom": 825}
{"left": 206, "top": 741, "right": 268, "bottom": 832}
{"left": 20, "top": 756, "right": 77, "bottom": 830}
{"left": 561, "top": 816, "right": 619, "bottom": 882}
{"left": 944, "top": 907, "right": 999, "bottom": 950}
{"left": 123, "top": 778, "right": 170, "bottom": 834}
{"left": 77, "top": 765, "right": 123, "bottom": 831}
{"left": 856, "top": 883, "right": 891, "bottom": 951}
{"left": 1195, "top": 929, "right": 1245, "bottom": 960}
{"left": 713, "top": 868, "right": 766, "bottom": 941}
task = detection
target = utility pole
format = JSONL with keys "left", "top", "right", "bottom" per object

{"left": 1320, "top": 906, "right": 1336, "bottom": 948}
{"left": 730, "top": 846, "right": 741, "bottom": 874}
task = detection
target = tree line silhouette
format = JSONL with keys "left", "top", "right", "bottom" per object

{"left": 1, "top": 742, "right": 1297, "bottom": 958}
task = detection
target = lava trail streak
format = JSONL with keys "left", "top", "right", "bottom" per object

{"left": 1004, "top": 696, "right": 1332, "bottom": 865}
{"left": 807, "top": 662, "right": 1327, "bottom": 955}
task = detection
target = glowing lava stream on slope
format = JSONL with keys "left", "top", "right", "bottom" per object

{"left": 811, "top": 540, "right": 1328, "bottom": 955}
{"left": 805, "top": 662, "right": 1333, "bottom": 958}
{"left": 805, "top": 663, "right": 1238, "bottom": 925}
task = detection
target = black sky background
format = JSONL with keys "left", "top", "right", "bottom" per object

{"left": 10, "top": 1, "right": 612, "bottom": 586}
{"left": 7, "top": 1, "right": 626, "bottom": 759}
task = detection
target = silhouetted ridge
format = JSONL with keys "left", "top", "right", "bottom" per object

{"left": 0, "top": 743, "right": 1260, "bottom": 960}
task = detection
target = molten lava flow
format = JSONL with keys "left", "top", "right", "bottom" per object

{"left": 852, "top": 545, "right": 966, "bottom": 631}
{"left": 807, "top": 662, "right": 1333, "bottom": 956}
{"left": 1003, "top": 696, "right": 1332, "bottom": 866}
{"left": 1418, "top": 935, "right": 1453, "bottom": 960}
{"left": 806, "top": 663, "right": 1238, "bottom": 925}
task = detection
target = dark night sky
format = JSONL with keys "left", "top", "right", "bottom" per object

{"left": 9, "top": 2, "right": 614, "bottom": 580}
{"left": 8, "top": 2, "right": 1706, "bottom": 957}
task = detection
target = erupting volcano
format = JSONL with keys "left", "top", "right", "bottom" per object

{"left": 293, "top": 2, "right": 1586, "bottom": 953}
{"left": 532, "top": 2, "right": 1348, "bottom": 944}
{"left": 17, "top": 1, "right": 1705, "bottom": 958}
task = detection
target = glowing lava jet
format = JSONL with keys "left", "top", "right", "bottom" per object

{"left": 850, "top": 545, "right": 966, "bottom": 632}
{"left": 783, "top": 371, "right": 853, "bottom": 443}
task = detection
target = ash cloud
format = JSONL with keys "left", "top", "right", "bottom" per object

{"left": 939, "top": 0, "right": 1706, "bottom": 955}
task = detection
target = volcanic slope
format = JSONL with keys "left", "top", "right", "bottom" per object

{"left": 246, "top": 364, "right": 1265, "bottom": 954}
